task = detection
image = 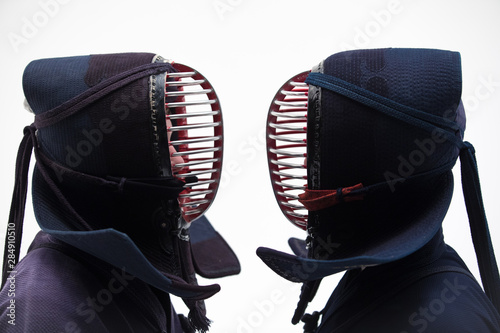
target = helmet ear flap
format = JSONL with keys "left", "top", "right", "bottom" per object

{"left": 166, "top": 63, "right": 223, "bottom": 223}
{"left": 267, "top": 71, "right": 310, "bottom": 229}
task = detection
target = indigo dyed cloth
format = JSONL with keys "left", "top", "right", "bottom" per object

{"left": 0, "top": 232, "right": 184, "bottom": 332}
{"left": 315, "top": 229, "right": 500, "bottom": 333}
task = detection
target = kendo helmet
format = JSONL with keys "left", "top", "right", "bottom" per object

{"left": 258, "top": 48, "right": 500, "bottom": 322}
{"left": 2, "top": 52, "right": 240, "bottom": 332}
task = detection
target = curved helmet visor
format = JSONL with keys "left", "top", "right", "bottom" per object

{"left": 166, "top": 63, "right": 223, "bottom": 223}
{"left": 267, "top": 71, "right": 309, "bottom": 230}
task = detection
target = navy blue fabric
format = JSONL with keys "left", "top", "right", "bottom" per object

{"left": 23, "top": 55, "right": 97, "bottom": 175}
{"left": 23, "top": 53, "right": 167, "bottom": 177}
{"left": 259, "top": 49, "right": 499, "bottom": 307}
{"left": 190, "top": 216, "right": 241, "bottom": 279}
{"left": 0, "top": 232, "right": 184, "bottom": 332}
{"left": 314, "top": 229, "right": 500, "bottom": 332}
{"left": 305, "top": 48, "right": 500, "bottom": 312}
{"left": 305, "top": 71, "right": 463, "bottom": 148}
{"left": 256, "top": 171, "right": 454, "bottom": 283}
{"left": 459, "top": 143, "right": 500, "bottom": 310}
{"left": 190, "top": 216, "right": 218, "bottom": 244}
{"left": 259, "top": 48, "right": 500, "bottom": 329}
{"left": 23, "top": 55, "right": 90, "bottom": 114}
{"left": 310, "top": 49, "right": 463, "bottom": 191}
{"left": 2, "top": 53, "right": 239, "bottom": 332}
{"left": 288, "top": 238, "right": 308, "bottom": 258}
{"left": 16, "top": 53, "right": 221, "bottom": 302}
{"left": 258, "top": 49, "right": 464, "bottom": 285}
{"left": 31, "top": 168, "right": 220, "bottom": 300}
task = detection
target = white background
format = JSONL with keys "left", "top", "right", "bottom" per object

{"left": 1, "top": 0, "right": 499, "bottom": 332}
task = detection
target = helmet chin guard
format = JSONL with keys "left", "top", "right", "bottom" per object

{"left": 267, "top": 71, "right": 309, "bottom": 230}
{"left": 166, "top": 63, "right": 223, "bottom": 223}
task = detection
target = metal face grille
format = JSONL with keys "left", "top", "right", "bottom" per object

{"left": 267, "top": 71, "right": 309, "bottom": 229}
{"left": 166, "top": 63, "right": 223, "bottom": 223}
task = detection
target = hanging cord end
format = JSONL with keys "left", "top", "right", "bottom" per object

{"left": 292, "top": 280, "right": 322, "bottom": 325}
{"left": 187, "top": 300, "right": 212, "bottom": 333}
{"left": 301, "top": 311, "right": 321, "bottom": 333}
{"left": 2, "top": 125, "right": 37, "bottom": 288}
{"left": 459, "top": 141, "right": 500, "bottom": 313}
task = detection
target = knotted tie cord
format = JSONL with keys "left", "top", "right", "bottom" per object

{"left": 1, "top": 62, "right": 184, "bottom": 288}
{"left": 298, "top": 183, "right": 365, "bottom": 211}
{"left": 290, "top": 72, "right": 500, "bottom": 329}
